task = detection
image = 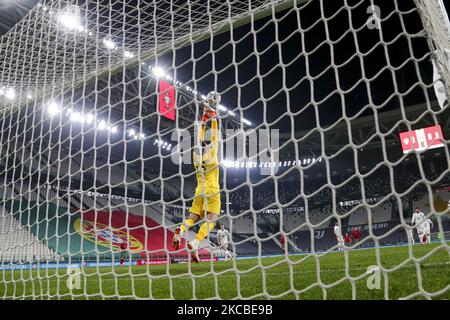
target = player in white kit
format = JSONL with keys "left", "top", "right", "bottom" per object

{"left": 421, "top": 218, "right": 434, "bottom": 244}
{"left": 216, "top": 224, "right": 233, "bottom": 260}
{"left": 334, "top": 222, "right": 344, "bottom": 251}
{"left": 411, "top": 207, "right": 426, "bottom": 242}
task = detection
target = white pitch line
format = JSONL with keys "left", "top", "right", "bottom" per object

{"left": 4, "top": 261, "right": 449, "bottom": 283}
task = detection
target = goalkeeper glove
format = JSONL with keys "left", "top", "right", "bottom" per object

{"left": 202, "top": 104, "right": 216, "bottom": 122}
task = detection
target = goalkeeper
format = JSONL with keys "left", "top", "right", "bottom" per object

{"left": 172, "top": 91, "right": 221, "bottom": 263}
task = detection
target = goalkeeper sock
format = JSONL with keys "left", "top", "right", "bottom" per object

{"left": 180, "top": 219, "right": 195, "bottom": 234}
{"left": 196, "top": 221, "right": 216, "bottom": 241}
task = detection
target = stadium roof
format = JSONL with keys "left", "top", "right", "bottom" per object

{"left": 0, "top": 0, "right": 39, "bottom": 36}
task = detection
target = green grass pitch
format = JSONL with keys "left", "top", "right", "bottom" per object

{"left": 1, "top": 243, "right": 449, "bottom": 300}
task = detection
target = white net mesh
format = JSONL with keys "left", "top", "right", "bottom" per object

{"left": 0, "top": 0, "right": 449, "bottom": 300}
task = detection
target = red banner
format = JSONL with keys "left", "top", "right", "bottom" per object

{"left": 399, "top": 125, "right": 444, "bottom": 154}
{"left": 158, "top": 80, "right": 175, "bottom": 120}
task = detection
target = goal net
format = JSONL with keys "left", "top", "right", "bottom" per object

{"left": 0, "top": 0, "right": 449, "bottom": 300}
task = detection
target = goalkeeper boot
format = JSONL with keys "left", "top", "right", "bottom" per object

{"left": 187, "top": 239, "right": 200, "bottom": 263}
{"left": 172, "top": 227, "right": 182, "bottom": 250}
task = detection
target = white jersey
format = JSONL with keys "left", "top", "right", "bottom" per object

{"left": 334, "top": 225, "right": 342, "bottom": 240}
{"left": 423, "top": 219, "right": 433, "bottom": 233}
{"left": 217, "top": 229, "right": 230, "bottom": 244}
{"left": 412, "top": 211, "right": 426, "bottom": 228}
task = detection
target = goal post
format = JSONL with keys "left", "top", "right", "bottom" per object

{"left": 0, "top": 0, "right": 449, "bottom": 300}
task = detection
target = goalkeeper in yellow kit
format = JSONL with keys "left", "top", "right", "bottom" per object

{"left": 172, "top": 91, "right": 221, "bottom": 263}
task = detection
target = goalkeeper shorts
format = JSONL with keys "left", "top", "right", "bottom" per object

{"left": 189, "top": 192, "right": 221, "bottom": 217}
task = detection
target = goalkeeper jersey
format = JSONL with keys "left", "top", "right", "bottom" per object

{"left": 193, "top": 118, "right": 220, "bottom": 196}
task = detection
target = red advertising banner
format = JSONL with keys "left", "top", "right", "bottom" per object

{"left": 399, "top": 125, "right": 444, "bottom": 154}
{"left": 158, "top": 80, "right": 175, "bottom": 120}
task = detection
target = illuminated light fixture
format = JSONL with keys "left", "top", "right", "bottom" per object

{"left": 124, "top": 50, "right": 134, "bottom": 59}
{"left": 47, "top": 102, "right": 61, "bottom": 116}
{"left": 26, "top": 92, "right": 33, "bottom": 99}
{"left": 98, "top": 120, "right": 107, "bottom": 130}
{"left": 218, "top": 104, "right": 228, "bottom": 112}
{"left": 5, "top": 88, "right": 15, "bottom": 100}
{"left": 129, "top": 129, "right": 136, "bottom": 137}
{"left": 103, "top": 38, "right": 117, "bottom": 50}
{"left": 228, "top": 110, "right": 236, "bottom": 116}
{"left": 66, "top": 108, "right": 73, "bottom": 115}
{"left": 242, "top": 119, "right": 252, "bottom": 126}
{"left": 111, "top": 126, "right": 118, "bottom": 133}
{"left": 57, "top": 5, "right": 82, "bottom": 31}
{"left": 85, "top": 114, "right": 94, "bottom": 124}
{"left": 152, "top": 66, "right": 165, "bottom": 78}
{"left": 70, "top": 112, "right": 81, "bottom": 122}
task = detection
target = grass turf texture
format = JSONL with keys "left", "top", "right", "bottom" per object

{"left": 1, "top": 243, "right": 449, "bottom": 300}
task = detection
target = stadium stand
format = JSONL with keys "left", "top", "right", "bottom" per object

{"left": 0, "top": 208, "right": 59, "bottom": 263}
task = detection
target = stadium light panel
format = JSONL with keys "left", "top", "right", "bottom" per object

{"left": 57, "top": 5, "right": 83, "bottom": 32}
{"left": 5, "top": 88, "right": 15, "bottom": 100}
{"left": 58, "top": 14, "right": 80, "bottom": 31}
{"left": 102, "top": 38, "right": 117, "bottom": 50}
{"left": 152, "top": 66, "right": 165, "bottom": 78}
{"left": 111, "top": 126, "right": 118, "bottom": 133}
{"left": 124, "top": 51, "right": 134, "bottom": 59}
{"left": 218, "top": 104, "right": 228, "bottom": 112}
{"left": 242, "top": 119, "right": 251, "bottom": 126}
{"left": 85, "top": 114, "right": 94, "bottom": 124}
{"left": 47, "top": 102, "right": 61, "bottom": 116}
{"left": 98, "top": 120, "right": 107, "bottom": 130}
{"left": 129, "top": 129, "right": 136, "bottom": 137}
{"left": 228, "top": 110, "right": 236, "bottom": 116}
{"left": 70, "top": 112, "right": 81, "bottom": 122}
